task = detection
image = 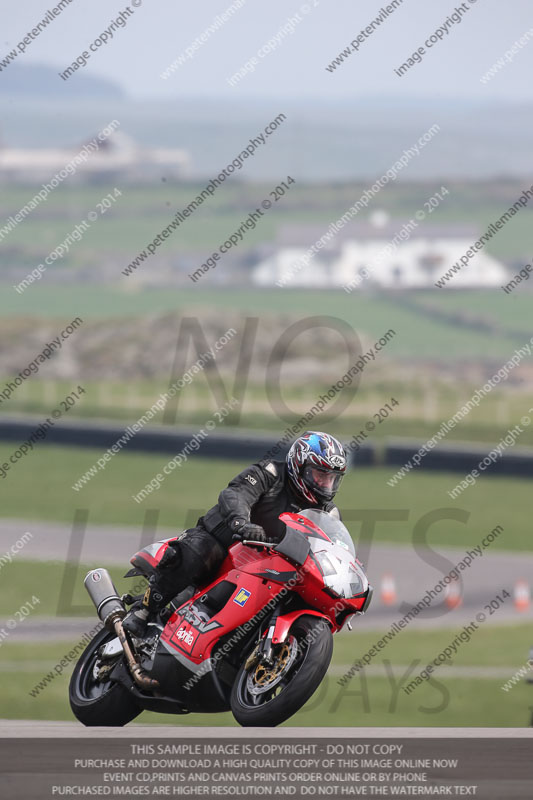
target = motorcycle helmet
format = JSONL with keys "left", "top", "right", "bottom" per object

{"left": 286, "top": 431, "right": 347, "bottom": 504}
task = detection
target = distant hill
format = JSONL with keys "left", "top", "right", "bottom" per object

{"left": 0, "top": 63, "right": 125, "bottom": 99}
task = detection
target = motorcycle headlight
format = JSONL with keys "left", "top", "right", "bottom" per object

{"left": 322, "top": 557, "right": 368, "bottom": 599}
{"left": 311, "top": 543, "right": 369, "bottom": 599}
{"left": 315, "top": 552, "right": 337, "bottom": 577}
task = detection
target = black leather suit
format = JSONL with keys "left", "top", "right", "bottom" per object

{"left": 151, "top": 459, "right": 339, "bottom": 605}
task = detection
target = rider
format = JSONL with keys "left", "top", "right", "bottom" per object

{"left": 123, "top": 431, "right": 347, "bottom": 637}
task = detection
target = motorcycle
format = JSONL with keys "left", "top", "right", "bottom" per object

{"left": 69, "top": 508, "right": 372, "bottom": 727}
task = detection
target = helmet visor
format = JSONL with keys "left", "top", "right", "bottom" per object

{"left": 302, "top": 465, "right": 343, "bottom": 499}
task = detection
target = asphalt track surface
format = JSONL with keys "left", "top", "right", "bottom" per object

{"left": 1, "top": 720, "right": 533, "bottom": 737}
{"left": 1, "top": 519, "right": 531, "bottom": 639}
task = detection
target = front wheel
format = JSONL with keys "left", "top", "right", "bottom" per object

{"left": 230, "top": 615, "right": 333, "bottom": 727}
{"left": 69, "top": 627, "right": 141, "bottom": 727}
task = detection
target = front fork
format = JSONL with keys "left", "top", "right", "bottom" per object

{"left": 245, "top": 605, "right": 281, "bottom": 671}
{"left": 259, "top": 606, "right": 282, "bottom": 666}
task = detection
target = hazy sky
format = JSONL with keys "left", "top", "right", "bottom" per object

{"left": 3, "top": 0, "right": 533, "bottom": 101}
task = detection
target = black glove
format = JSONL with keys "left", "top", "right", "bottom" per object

{"left": 231, "top": 519, "right": 267, "bottom": 542}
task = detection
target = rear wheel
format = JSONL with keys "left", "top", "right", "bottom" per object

{"left": 230, "top": 615, "right": 332, "bottom": 727}
{"left": 69, "top": 627, "right": 141, "bottom": 727}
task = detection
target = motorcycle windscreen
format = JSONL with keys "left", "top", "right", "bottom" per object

{"left": 280, "top": 508, "right": 356, "bottom": 557}
{"left": 273, "top": 526, "right": 310, "bottom": 565}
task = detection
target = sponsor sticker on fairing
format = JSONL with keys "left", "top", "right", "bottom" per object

{"left": 169, "top": 622, "right": 199, "bottom": 654}
{"left": 233, "top": 588, "right": 251, "bottom": 607}
{"left": 176, "top": 627, "right": 195, "bottom": 646}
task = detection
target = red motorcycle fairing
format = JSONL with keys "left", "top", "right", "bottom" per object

{"left": 281, "top": 510, "right": 370, "bottom": 621}
{"left": 159, "top": 547, "right": 296, "bottom": 666}
{"left": 270, "top": 609, "right": 330, "bottom": 645}
{"left": 158, "top": 531, "right": 365, "bottom": 674}
{"left": 134, "top": 512, "right": 369, "bottom": 698}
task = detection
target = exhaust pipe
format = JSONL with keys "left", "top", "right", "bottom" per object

{"left": 84, "top": 569, "right": 126, "bottom": 628}
{"left": 85, "top": 569, "right": 159, "bottom": 693}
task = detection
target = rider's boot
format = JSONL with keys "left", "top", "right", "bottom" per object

{"left": 122, "top": 584, "right": 165, "bottom": 638}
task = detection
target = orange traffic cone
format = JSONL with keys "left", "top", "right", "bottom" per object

{"left": 514, "top": 580, "right": 530, "bottom": 612}
{"left": 444, "top": 578, "right": 462, "bottom": 609}
{"left": 380, "top": 573, "right": 397, "bottom": 606}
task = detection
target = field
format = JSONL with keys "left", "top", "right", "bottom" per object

{"left": 2, "top": 179, "right": 532, "bottom": 259}
{"left": 2, "top": 286, "right": 532, "bottom": 367}
{"left": 3, "top": 371, "right": 533, "bottom": 450}
{"left": 1, "top": 282, "right": 533, "bottom": 453}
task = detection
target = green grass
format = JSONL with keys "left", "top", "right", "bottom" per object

{"left": 0, "top": 447, "right": 530, "bottom": 550}
{"left": 331, "top": 622, "right": 530, "bottom": 668}
{"left": 0, "top": 562, "right": 146, "bottom": 618}
{"left": 2, "top": 179, "right": 532, "bottom": 258}
{"left": 2, "top": 286, "right": 531, "bottom": 364}
{"left": 402, "top": 290, "right": 533, "bottom": 334}
{"left": 2, "top": 625, "right": 532, "bottom": 727}
{"left": 290, "top": 676, "right": 533, "bottom": 728}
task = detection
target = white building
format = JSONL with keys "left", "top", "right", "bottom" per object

{"left": 0, "top": 131, "right": 190, "bottom": 182}
{"left": 252, "top": 218, "right": 508, "bottom": 289}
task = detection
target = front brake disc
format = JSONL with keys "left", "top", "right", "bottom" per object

{"left": 246, "top": 636, "right": 298, "bottom": 696}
